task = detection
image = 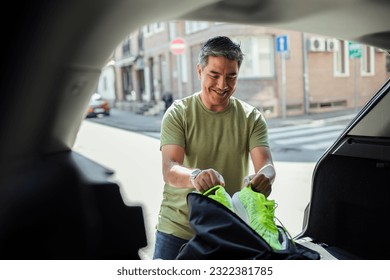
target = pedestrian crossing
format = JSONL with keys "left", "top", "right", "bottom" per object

{"left": 268, "top": 123, "right": 346, "bottom": 151}
{"left": 142, "top": 123, "right": 347, "bottom": 151}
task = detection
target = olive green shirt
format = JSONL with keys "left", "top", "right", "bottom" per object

{"left": 157, "top": 92, "right": 269, "bottom": 240}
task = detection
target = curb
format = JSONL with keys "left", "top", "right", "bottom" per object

{"left": 267, "top": 113, "right": 356, "bottom": 129}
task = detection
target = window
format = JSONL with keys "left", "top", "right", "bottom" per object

{"left": 334, "top": 40, "right": 349, "bottom": 76}
{"left": 122, "top": 35, "right": 131, "bottom": 56}
{"left": 154, "top": 22, "right": 165, "bottom": 33}
{"left": 143, "top": 22, "right": 164, "bottom": 37}
{"left": 233, "top": 36, "right": 274, "bottom": 78}
{"left": 309, "top": 100, "right": 347, "bottom": 109}
{"left": 361, "top": 46, "right": 375, "bottom": 76}
{"left": 185, "top": 21, "right": 209, "bottom": 34}
{"left": 143, "top": 24, "right": 153, "bottom": 37}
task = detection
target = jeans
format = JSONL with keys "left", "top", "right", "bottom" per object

{"left": 153, "top": 231, "right": 188, "bottom": 260}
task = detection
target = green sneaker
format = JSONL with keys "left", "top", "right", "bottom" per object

{"left": 202, "top": 185, "right": 235, "bottom": 212}
{"left": 232, "top": 186, "right": 283, "bottom": 250}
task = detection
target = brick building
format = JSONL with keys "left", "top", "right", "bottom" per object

{"left": 98, "top": 21, "right": 388, "bottom": 118}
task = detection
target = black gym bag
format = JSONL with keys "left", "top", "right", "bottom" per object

{"left": 176, "top": 192, "right": 320, "bottom": 260}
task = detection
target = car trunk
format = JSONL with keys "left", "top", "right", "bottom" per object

{"left": 299, "top": 78, "right": 390, "bottom": 259}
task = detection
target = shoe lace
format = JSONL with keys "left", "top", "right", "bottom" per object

{"left": 258, "top": 199, "right": 278, "bottom": 232}
{"left": 274, "top": 215, "right": 294, "bottom": 243}
{"left": 266, "top": 200, "right": 295, "bottom": 246}
{"left": 242, "top": 187, "right": 279, "bottom": 233}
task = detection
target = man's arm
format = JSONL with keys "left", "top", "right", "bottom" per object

{"left": 248, "top": 146, "right": 276, "bottom": 196}
{"left": 161, "top": 144, "right": 193, "bottom": 189}
{"left": 161, "top": 144, "right": 225, "bottom": 192}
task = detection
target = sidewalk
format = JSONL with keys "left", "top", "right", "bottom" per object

{"left": 86, "top": 107, "right": 359, "bottom": 133}
{"left": 86, "top": 108, "right": 164, "bottom": 132}
{"left": 266, "top": 108, "right": 358, "bottom": 129}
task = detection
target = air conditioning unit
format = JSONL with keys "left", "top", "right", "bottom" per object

{"left": 375, "top": 47, "right": 386, "bottom": 53}
{"left": 326, "top": 38, "right": 339, "bottom": 52}
{"left": 308, "top": 37, "right": 326, "bottom": 52}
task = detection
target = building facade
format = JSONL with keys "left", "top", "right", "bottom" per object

{"left": 98, "top": 21, "right": 388, "bottom": 118}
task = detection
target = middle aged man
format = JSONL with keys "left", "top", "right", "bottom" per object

{"left": 153, "top": 36, "right": 278, "bottom": 260}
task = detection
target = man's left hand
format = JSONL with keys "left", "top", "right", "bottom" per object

{"left": 244, "top": 164, "right": 275, "bottom": 196}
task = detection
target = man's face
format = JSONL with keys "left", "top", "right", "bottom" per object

{"left": 197, "top": 56, "right": 239, "bottom": 112}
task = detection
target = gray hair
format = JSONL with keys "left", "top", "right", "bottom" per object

{"left": 198, "top": 36, "right": 244, "bottom": 70}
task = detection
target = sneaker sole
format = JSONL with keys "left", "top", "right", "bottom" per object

{"left": 232, "top": 192, "right": 249, "bottom": 223}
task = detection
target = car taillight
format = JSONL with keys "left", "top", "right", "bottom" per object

{"left": 102, "top": 101, "right": 109, "bottom": 109}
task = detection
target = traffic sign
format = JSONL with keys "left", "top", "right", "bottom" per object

{"left": 276, "top": 34, "right": 289, "bottom": 52}
{"left": 170, "top": 38, "right": 186, "bottom": 55}
{"left": 349, "top": 42, "right": 362, "bottom": 58}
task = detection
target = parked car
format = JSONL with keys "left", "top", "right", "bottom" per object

{"left": 1, "top": 0, "right": 389, "bottom": 261}
{"left": 86, "top": 93, "right": 110, "bottom": 118}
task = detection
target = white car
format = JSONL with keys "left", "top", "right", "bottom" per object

{"left": 86, "top": 93, "right": 110, "bottom": 118}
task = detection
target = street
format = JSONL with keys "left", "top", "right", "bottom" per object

{"left": 88, "top": 107, "right": 356, "bottom": 163}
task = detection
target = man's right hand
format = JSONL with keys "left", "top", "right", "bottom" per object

{"left": 191, "top": 168, "right": 225, "bottom": 192}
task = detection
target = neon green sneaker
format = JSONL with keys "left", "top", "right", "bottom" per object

{"left": 232, "top": 186, "right": 283, "bottom": 250}
{"left": 202, "top": 185, "right": 235, "bottom": 212}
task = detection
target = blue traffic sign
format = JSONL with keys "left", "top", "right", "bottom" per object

{"left": 276, "top": 35, "right": 289, "bottom": 52}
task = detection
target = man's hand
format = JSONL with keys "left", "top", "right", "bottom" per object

{"left": 191, "top": 168, "right": 225, "bottom": 192}
{"left": 244, "top": 164, "right": 275, "bottom": 196}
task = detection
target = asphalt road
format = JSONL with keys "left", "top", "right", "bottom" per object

{"left": 86, "top": 107, "right": 358, "bottom": 133}
{"left": 87, "top": 107, "right": 357, "bottom": 163}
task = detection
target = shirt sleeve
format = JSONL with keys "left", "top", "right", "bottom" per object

{"left": 249, "top": 109, "right": 269, "bottom": 150}
{"left": 160, "top": 101, "right": 186, "bottom": 149}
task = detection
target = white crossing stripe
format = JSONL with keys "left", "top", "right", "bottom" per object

{"left": 268, "top": 124, "right": 345, "bottom": 150}
{"left": 269, "top": 125, "right": 345, "bottom": 140}
{"left": 302, "top": 140, "right": 336, "bottom": 150}
{"left": 274, "top": 130, "right": 342, "bottom": 145}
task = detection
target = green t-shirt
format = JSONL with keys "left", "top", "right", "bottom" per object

{"left": 157, "top": 92, "right": 269, "bottom": 240}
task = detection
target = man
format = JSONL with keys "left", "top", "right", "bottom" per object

{"left": 162, "top": 92, "right": 173, "bottom": 112}
{"left": 153, "top": 36, "right": 276, "bottom": 259}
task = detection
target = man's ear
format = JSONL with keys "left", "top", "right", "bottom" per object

{"left": 196, "top": 64, "right": 202, "bottom": 80}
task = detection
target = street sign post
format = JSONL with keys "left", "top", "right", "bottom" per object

{"left": 275, "top": 35, "right": 289, "bottom": 119}
{"left": 170, "top": 38, "right": 186, "bottom": 55}
{"left": 170, "top": 38, "right": 186, "bottom": 99}
{"left": 348, "top": 42, "right": 361, "bottom": 112}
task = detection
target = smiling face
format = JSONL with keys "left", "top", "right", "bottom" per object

{"left": 197, "top": 56, "right": 239, "bottom": 112}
